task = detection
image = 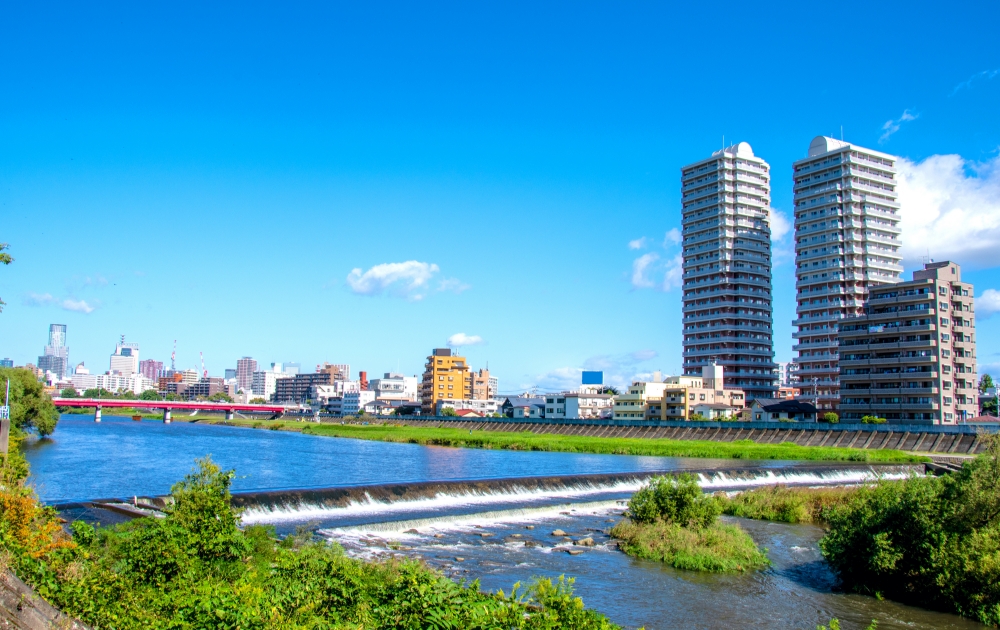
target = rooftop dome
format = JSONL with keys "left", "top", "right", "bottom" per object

{"left": 712, "top": 141, "right": 755, "bottom": 158}
{"left": 807, "top": 136, "right": 849, "bottom": 157}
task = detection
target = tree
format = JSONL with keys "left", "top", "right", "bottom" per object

{"left": 139, "top": 389, "right": 162, "bottom": 401}
{"left": 0, "top": 367, "right": 58, "bottom": 437}
{"left": 441, "top": 407, "right": 457, "bottom": 417}
{"left": 60, "top": 387, "right": 78, "bottom": 398}
{"left": 600, "top": 386, "right": 620, "bottom": 396}
{"left": 981, "top": 374, "right": 995, "bottom": 393}
{"left": 249, "top": 397, "right": 267, "bottom": 404}
{"left": 861, "top": 415, "right": 887, "bottom": 424}
{"left": 822, "top": 412, "right": 839, "bottom": 423}
{"left": 0, "top": 242, "right": 12, "bottom": 312}
{"left": 83, "top": 387, "right": 114, "bottom": 399}
{"left": 208, "top": 392, "right": 234, "bottom": 403}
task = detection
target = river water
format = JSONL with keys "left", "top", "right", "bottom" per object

{"left": 23, "top": 415, "right": 984, "bottom": 629}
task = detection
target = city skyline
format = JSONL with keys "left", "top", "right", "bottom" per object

{"left": 2, "top": 3, "right": 999, "bottom": 391}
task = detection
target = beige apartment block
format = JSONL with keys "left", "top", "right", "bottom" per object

{"left": 838, "top": 261, "right": 977, "bottom": 424}
{"left": 792, "top": 137, "right": 903, "bottom": 410}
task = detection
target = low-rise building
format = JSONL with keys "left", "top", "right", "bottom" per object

{"left": 71, "top": 373, "right": 157, "bottom": 395}
{"left": 511, "top": 402, "right": 546, "bottom": 419}
{"left": 747, "top": 399, "right": 817, "bottom": 422}
{"left": 369, "top": 373, "right": 419, "bottom": 401}
{"left": 342, "top": 390, "right": 376, "bottom": 415}
{"left": 544, "top": 387, "right": 613, "bottom": 419}
{"left": 614, "top": 364, "right": 747, "bottom": 421}
{"left": 436, "top": 398, "right": 498, "bottom": 416}
{"left": 837, "top": 261, "right": 977, "bottom": 424}
{"left": 500, "top": 396, "right": 546, "bottom": 417}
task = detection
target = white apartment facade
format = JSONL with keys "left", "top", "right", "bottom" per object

{"left": 369, "top": 373, "right": 419, "bottom": 401}
{"left": 681, "top": 142, "right": 777, "bottom": 400}
{"left": 109, "top": 339, "right": 140, "bottom": 376}
{"left": 544, "top": 390, "right": 613, "bottom": 420}
{"left": 342, "top": 390, "right": 376, "bottom": 415}
{"left": 251, "top": 368, "right": 292, "bottom": 401}
{"left": 70, "top": 373, "right": 157, "bottom": 395}
{"left": 792, "top": 137, "right": 903, "bottom": 410}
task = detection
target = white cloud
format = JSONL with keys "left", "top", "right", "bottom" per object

{"left": 61, "top": 299, "right": 95, "bottom": 314}
{"left": 951, "top": 69, "right": 999, "bottom": 96}
{"left": 447, "top": 333, "right": 484, "bottom": 347}
{"left": 631, "top": 253, "right": 659, "bottom": 288}
{"left": 664, "top": 228, "right": 682, "bottom": 246}
{"left": 346, "top": 261, "right": 441, "bottom": 300}
{"left": 897, "top": 153, "right": 1000, "bottom": 269}
{"left": 662, "top": 253, "right": 684, "bottom": 291}
{"left": 628, "top": 237, "right": 648, "bottom": 250}
{"left": 437, "top": 278, "right": 471, "bottom": 294}
{"left": 978, "top": 289, "right": 1000, "bottom": 319}
{"left": 879, "top": 109, "right": 918, "bottom": 144}
{"left": 530, "top": 350, "right": 661, "bottom": 392}
{"left": 771, "top": 210, "right": 792, "bottom": 241}
{"left": 24, "top": 292, "right": 95, "bottom": 314}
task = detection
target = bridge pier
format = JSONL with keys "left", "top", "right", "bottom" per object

{"left": 163, "top": 409, "right": 172, "bottom": 424}
{"left": 225, "top": 410, "right": 234, "bottom": 421}
{"left": 94, "top": 408, "right": 102, "bottom": 423}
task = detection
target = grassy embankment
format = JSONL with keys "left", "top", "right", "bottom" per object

{"left": 206, "top": 418, "right": 928, "bottom": 463}
{"left": 609, "top": 474, "right": 769, "bottom": 573}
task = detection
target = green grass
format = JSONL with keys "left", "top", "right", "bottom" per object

{"left": 720, "top": 485, "right": 858, "bottom": 524}
{"left": 205, "top": 418, "right": 928, "bottom": 463}
{"left": 609, "top": 519, "right": 769, "bottom": 572}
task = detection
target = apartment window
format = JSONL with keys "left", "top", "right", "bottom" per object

{"left": 940, "top": 302, "right": 949, "bottom": 310}
{"left": 940, "top": 318, "right": 950, "bottom": 326}
{"left": 942, "top": 350, "right": 951, "bottom": 358}
{"left": 944, "top": 397, "right": 953, "bottom": 405}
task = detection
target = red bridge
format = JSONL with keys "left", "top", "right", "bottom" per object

{"left": 52, "top": 398, "right": 285, "bottom": 423}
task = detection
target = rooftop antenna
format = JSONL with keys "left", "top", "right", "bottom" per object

{"left": 840, "top": 125, "right": 844, "bottom": 141}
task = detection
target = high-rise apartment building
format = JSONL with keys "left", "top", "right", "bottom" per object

{"left": 838, "top": 261, "right": 976, "bottom": 424}
{"left": 792, "top": 137, "right": 903, "bottom": 410}
{"left": 469, "top": 368, "right": 491, "bottom": 400}
{"left": 420, "top": 348, "right": 470, "bottom": 415}
{"left": 235, "top": 357, "right": 257, "bottom": 393}
{"left": 139, "top": 359, "right": 163, "bottom": 381}
{"left": 317, "top": 363, "right": 350, "bottom": 382}
{"left": 681, "top": 142, "right": 777, "bottom": 400}
{"left": 38, "top": 324, "right": 69, "bottom": 379}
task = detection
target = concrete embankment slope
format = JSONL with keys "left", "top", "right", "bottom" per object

{"left": 360, "top": 417, "right": 993, "bottom": 456}
{"left": 0, "top": 572, "right": 89, "bottom": 630}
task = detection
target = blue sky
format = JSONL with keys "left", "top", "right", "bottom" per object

{"left": 2, "top": 1, "right": 1000, "bottom": 393}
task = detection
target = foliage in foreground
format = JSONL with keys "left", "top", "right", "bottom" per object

{"left": 721, "top": 485, "right": 857, "bottom": 524}
{"left": 0, "top": 367, "right": 59, "bottom": 437}
{"left": 3, "top": 457, "right": 619, "bottom": 629}
{"left": 221, "top": 419, "right": 927, "bottom": 463}
{"left": 611, "top": 474, "right": 768, "bottom": 573}
{"left": 820, "top": 433, "right": 1000, "bottom": 626}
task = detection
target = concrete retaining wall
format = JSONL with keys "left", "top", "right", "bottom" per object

{"left": 0, "top": 572, "right": 89, "bottom": 630}
{"left": 332, "top": 417, "right": 994, "bottom": 455}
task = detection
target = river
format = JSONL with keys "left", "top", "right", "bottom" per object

{"left": 23, "top": 414, "right": 984, "bottom": 629}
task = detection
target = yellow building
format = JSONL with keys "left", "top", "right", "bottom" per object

{"left": 420, "top": 349, "right": 471, "bottom": 415}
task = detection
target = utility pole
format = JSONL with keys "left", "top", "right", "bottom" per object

{"left": 0, "top": 378, "right": 10, "bottom": 455}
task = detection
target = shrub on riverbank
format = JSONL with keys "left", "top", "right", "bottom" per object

{"left": 820, "top": 434, "right": 1000, "bottom": 626}
{"left": 610, "top": 474, "right": 768, "bottom": 573}
{"left": 721, "top": 485, "right": 856, "bottom": 524}
{"left": 218, "top": 419, "right": 927, "bottom": 463}
{"left": 2, "top": 456, "right": 619, "bottom": 629}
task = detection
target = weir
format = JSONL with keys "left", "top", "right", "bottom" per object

{"left": 230, "top": 462, "right": 923, "bottom": 524}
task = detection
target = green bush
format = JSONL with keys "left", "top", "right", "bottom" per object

{"left": 820, "top": 434, "right": 1000, "bottom": 625}
{"left": 627, "top": 474, "right": 720, "bottom": 528}
{"left": 822, "top": 412, "right": 839, "bottom": 423}
{"left": 861, "top": 415, "right": 887, "bottom": 424}
{"left": 609, "top": 519, "right": 768, "bottom": 573}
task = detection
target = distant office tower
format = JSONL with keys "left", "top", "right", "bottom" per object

{"left": 109, "top": 336, "right": 140, "bottom": 376}
{"left": 838, "top": 261, "right": 976, "bottom": 424}
{"left": 235, "top": 357, "right": 257, "bottom": 392}
{"left": 224, "top": 368, "right": 237, "bottom": 380}
{"left": 317, "top": 363, "right": 350, "bottom": 381}
{"left": 139, "top": 359, "right": 163, "bottom": 381}
{"left": 38, "top": 324, "right": 69, "bottom": 378}
{"left": 792, "top": 137, "right": 902, "bottom": 410}
{"left": 680, "top": 142, "right": 777, "bottom": 401}
{"left": 0, "top": 359, "right": 13, "bottom": 368}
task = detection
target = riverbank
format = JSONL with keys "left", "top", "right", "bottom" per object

{"left": 200, "top": 418, "right": 928, "bottom": 462}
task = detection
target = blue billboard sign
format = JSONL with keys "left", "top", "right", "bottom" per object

{"left": 581, "top": 371, "right": 603, "bottom": 385}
